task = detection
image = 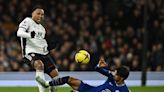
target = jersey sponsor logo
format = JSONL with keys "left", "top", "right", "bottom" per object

{"left": 101, "top": 89, "right": 120, "bottom": 92}
{"left": 35, "top": 32, "right": 43, "bottom": 39}
{"left": 37, "top": 32, "right": 43, "bottom": 37}
{"left": 102, "top": 89, "right": 111, "bottom": 92}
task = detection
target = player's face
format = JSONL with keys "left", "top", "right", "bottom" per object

{"left": 113, "top": 74, "right": 122, "bottom": 82}
{"left": 32, "top": 9, "right": 44, "bottom": 23}
{"left": 112, "top": 70, "right": 123, "bottom": 82}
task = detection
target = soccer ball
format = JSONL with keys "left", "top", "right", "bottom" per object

{"left": 75, "top": 50, "right": 90, "bottom": 64}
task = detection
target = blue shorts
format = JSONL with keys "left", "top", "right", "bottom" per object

{"left": 77, "top": 81, "right": 95, "bottom": 92}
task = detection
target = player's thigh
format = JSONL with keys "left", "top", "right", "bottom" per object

{"left": 49, "top": 68, "right": 59, "bottom": 78}
{"left": 77, "top": 81, "right": 94, "bottom": 92}
{"left": 67, "top": 77, "right": 81, "bottom": 90}
{"left": 33, "top": 59, "right": 44, "bottom": 70}
{"left": 43, "top": 54, "right": 58, "bottom": 77}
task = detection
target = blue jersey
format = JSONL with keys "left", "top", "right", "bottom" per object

{"left": 77, "top": 67, "right": 129, "bottom": 92}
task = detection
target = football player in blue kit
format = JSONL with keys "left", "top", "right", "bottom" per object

{"left": 36, "top": 57, "right": 130, "bottom": 92}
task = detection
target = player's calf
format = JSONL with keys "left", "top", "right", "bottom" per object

{"left": 36, "top": 76, "right": 70, "bottom": 87}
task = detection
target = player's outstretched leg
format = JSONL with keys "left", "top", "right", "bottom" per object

{"left": 36, "top": 76, "right": 69, "bottom": 87}
{"left": 36, "top": 76, "right": 81, "bottom": 91}
{"left": 49, "top": 69, "right": 59, "bottom": 92}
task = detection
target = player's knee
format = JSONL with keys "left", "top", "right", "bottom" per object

{"left": 49, "top": 69, "right": 59, "bottom": 77}
{"left": 55, "top": 71, "right": 59, "bottom": 76}
{"left": 54, "top": 68, "right": 59, "bottom": 76}
{"left": 68, "top": 76, "right": 81, "bottom": 90}
{"left": 68, "top": 77, "right": 76, "bottom": 82}
{"left": 34, "top": 60, "right": 44, "bottom": 70}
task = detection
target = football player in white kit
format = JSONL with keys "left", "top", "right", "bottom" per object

{"left": 17, "top": 6, "right": 58, "bottom": 92}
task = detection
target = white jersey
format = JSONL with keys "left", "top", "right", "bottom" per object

{"left": 17, "top": 17, "right": 49, "bottom": 57}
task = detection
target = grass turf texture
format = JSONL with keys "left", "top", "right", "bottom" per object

{"left": 0, "top": 86, "right": 164, "bottom": 92}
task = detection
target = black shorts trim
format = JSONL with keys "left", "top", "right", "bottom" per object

{"left": 25, "top": 53, "right": 57, "bottom": 74}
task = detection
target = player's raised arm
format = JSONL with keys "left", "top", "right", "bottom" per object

{"left": 95, "top": 57, "right": 112, "bottom": 77}
{"left": 98, "top": 57, "right": 108, "bottom": 67}
{"left": 17, "top": 18, "right": 35, "bottom": 38}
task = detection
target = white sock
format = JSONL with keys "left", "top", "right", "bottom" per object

{"left": 36, "top": 71, "right": 45, "bottom": 92}
{"left": 49, "top": 76, "right": 59, "bottom": 92}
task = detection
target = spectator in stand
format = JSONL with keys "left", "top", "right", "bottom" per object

{"left": 0, "top": 0, "right": 163, "bottom": 71}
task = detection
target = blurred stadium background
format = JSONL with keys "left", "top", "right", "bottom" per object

{"left": 0, "top": 0, "right": 164, "bottom": 92}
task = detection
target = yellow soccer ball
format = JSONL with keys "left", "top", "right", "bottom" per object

{"left": 75, "top": 50, "right": 90, "bottom": 64}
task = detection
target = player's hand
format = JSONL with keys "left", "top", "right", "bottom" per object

{"left": 98, "top": 57, "right": 108, "bottom": 67}
{"left": 31, "top": 31, "right": 35, "bottom": 38}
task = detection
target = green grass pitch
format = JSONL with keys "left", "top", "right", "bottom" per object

{"left": 0, "top": 86, "right": 164, "bottom": 92}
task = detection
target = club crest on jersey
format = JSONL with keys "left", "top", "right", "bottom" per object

{"left": 109, "top": 82, "right": 113, "bottom": 86}
{"left": 102, "top": 89, "right": 111, "bottom": 92}
{"left": 31, "top": 53, "right": 35, "bottom": 57}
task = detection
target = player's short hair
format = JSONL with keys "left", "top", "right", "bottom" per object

{"left": 116, "top": 66, "right": 129, "bottom": 80}
{"left": 32, "top": 5, "right": 44, "bottom": 12}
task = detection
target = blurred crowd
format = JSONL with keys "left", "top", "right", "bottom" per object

{"left": 0, "top": 0, "right": 164, "bottom": 72}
